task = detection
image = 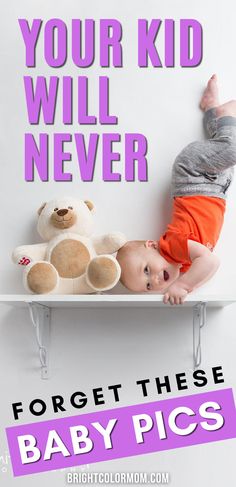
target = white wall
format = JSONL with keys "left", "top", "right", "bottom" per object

{"left": 0, "top": 0, "right": 236, "bottom": 485}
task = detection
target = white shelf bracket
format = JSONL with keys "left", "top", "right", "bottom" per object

{"left": 193, "top": 302, "right": 206, "bottom": 370}
{"left": 28, "top": 303, "right": 51, "bottom": 379}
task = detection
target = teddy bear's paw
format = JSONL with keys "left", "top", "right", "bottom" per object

{"left": 86, "top": 255, "right": 121, "bottom": 292}
{"left": 105, "top": 232, "right": 127, "bottom": 251}
{"left": 26, "top": 262, "right": 59, "bottom": 294}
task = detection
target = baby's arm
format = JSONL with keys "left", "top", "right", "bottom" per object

{"left": 163, "top": 240, "right": 220, "bottom": 304}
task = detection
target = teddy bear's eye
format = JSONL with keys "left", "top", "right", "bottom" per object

{"left": 68, "top": 206, "right": 73, "bottom": 210}
{"left": 54, "top": 208, "right": 59, "bottom": 211}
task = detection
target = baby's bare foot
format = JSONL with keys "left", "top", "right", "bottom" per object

{"left": 216, "top": 100, "right": 236, "bottom": 118}
{"left": 200, "top": 74, "right": 219, "bottom": 111}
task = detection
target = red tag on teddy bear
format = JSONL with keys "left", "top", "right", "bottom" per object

{"left": 18, "top": 257, "right": 31, "bottom": 266}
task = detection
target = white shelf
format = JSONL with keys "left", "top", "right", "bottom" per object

{"left": 1, "top": 293, "right": 235, "bottom": 379}
{"left": 0, "top": 293, "right": 235, "bottom": 308}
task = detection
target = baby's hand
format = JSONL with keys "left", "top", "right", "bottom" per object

{"left": 163, "top": 283, "right": 188, "bottom": 305}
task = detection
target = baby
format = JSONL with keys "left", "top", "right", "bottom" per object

{"left": 117, "top": 75, "right": 236, "bottom": 304}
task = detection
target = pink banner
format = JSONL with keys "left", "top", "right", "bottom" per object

{"left": 6, "top": 388, "right": 236, "bottom": 477}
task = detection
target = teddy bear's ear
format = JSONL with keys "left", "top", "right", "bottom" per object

{"left": 37, "top": 202, "right": 47, "bottom": 216}
{"left": 84, "top": 200, "right": 94, "bottom": 212}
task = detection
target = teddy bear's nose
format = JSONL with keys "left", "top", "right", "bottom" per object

{"left": 57, "top": 209, "right": 68, "bottom": 217}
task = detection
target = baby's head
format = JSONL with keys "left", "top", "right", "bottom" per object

{"left": 117, "top": 240, "right": 180, "bottom": 292}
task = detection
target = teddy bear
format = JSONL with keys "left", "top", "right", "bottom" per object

{"left": 12, "top": 197, "right": 127, "bottom": 294}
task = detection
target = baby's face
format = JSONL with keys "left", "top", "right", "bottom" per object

{"left": 121, "top": 241, "right": 181, "bottom": 292}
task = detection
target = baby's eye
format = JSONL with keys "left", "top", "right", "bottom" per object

{"left": 144, "top": 265, "right": 149, "bottom": 275}
{"left": 146, "top": 282, "right": 151, "bottom": 291}
{"left": 54, "top": 207, "right": 59, "bottom": 211}
{"left": 68, "top": 206, "right": 73, "bottom": 210}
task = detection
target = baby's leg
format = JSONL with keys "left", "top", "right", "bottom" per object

{"left": 192, "top": 113, "right": 236, "bottom": 173}
{"left": 204, "top": 101, "right": 236, "bottom": 140}
{"left": 200, "top": 74, "right": 219, "bottom": 112}
{"left": 200, "top": 73, "right": 236, "bottom": 149}
{"left": 172, "top": 76, "right": 236, "bottom": 198}
{"left": 200, "top": 74, "right": 219, "bottom": 137}
{"left": 172, "top": 116, "right": 236, "bottom": 198}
